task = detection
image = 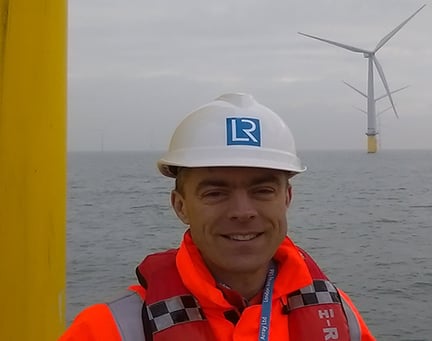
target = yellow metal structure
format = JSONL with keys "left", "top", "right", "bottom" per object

{"left": 0, "top": 0, "right": 67, "bottom": 340}
{"left": 367, "top": 135, "right": 377, "bottom": 153}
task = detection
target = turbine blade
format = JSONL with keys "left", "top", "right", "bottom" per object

{"left": 353, "top": 105, "right": 367, "bottom": 114}
{"left": 373, "top": 56, "right": 399, "bottom": 119}
{"left": 343, "top": 81, "right": 367, "bottom": 98}
{"left": 392, "top": 85, "right": 410, "bottom": 94}
{"left": 375, "top": 5, "right": 426, "bottom": 52}
{"left": 378, "top": 106, "right": 392, "bottom": 116}
{"left": 298, "top": 32, "right": 370, "bottom": 53}
{"left": 375, "top": 85, "right": 410, "bottom": 102}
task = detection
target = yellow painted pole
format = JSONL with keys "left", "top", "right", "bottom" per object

{"left": 0, "top": 0, "right": 67, "bottom": 340}
{"left": 367, "top": 135, "right": 377, "bottom": 153}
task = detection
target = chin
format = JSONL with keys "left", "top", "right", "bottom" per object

{"left": 222, "top": 259, "right": 267, "bottom": 274}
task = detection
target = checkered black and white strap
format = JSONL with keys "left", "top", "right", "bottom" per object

{"left": 146, "top": 294, "right": 206, "bottom": 333}
{"left": 287, "top": 279, "right": 341, "bottom": 311}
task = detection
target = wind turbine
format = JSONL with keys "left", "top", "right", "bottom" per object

{"left": 299, "top": 5, "right": 426, "bottom": 153}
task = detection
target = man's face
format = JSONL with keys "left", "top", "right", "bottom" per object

{"left": 171, "top": 167, "right": 291, "bottom": 277}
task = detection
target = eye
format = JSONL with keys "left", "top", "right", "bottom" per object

{"left": 199, "top": 189, "right": 228, "bottom": 203}
{"left": 252, "top": 186, "right": 277, "bottom": 198}
{"left": 257, "top": 187, "right": 274, "bottom": 193}
{"left": 203, "top": 190, "right": 224, "bottom": 198}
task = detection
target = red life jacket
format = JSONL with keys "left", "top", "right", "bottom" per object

{"left": 109, "top": 248, "right": 361, "bottom": 340}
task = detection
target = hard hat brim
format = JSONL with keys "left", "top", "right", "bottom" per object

{"left": 157, "top": 146, "right": 306, "bottom": 178}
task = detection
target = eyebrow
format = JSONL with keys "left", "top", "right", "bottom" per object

{"left": 195, "top": 173, "right": 283, "bottom": 194}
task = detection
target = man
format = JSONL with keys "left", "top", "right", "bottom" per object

{"left": 60, "top": 93, "right": 375, "bottom": 340}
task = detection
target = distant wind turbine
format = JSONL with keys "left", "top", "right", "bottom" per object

{"left": 299, "top": 4, "right": 426, "bottom": 153}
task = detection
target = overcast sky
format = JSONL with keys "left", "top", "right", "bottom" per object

{"left": 68, "top": 1, "right": 431, "bottom": 151}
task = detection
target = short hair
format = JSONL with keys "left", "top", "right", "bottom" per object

{"left": 174, "top": 167, "right": 187, "bottom": 195}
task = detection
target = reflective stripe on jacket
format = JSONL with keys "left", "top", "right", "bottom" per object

{"left": 108, "top": 292, "right": 145, "bottom": 340}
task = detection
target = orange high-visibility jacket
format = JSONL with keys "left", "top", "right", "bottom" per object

{"left": 60, "top": 232, "right": 376, "bottom": 340}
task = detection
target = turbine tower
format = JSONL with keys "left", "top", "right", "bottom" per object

{"left": 299, "top": 5, "right": 426, "bottom": 153}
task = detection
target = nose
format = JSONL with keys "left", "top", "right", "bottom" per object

{"left": 227, "top": 190, "right": 257, "bottom": 222}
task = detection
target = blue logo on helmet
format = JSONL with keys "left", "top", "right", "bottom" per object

{"left": 226, "top": 117, "right": 261, "bottom": 146}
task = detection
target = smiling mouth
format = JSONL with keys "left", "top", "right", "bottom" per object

{"left": 223, "top": 233, "right": 263, "bottom": 241}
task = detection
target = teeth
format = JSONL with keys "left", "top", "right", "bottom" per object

{"left": 229, "top": 234, "right": 258, "bottom": 241}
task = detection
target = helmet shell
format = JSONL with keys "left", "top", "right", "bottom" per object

{"left": 157, "top": 93, "right": 306, "bottom": 177}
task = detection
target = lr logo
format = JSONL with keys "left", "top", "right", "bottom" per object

{"left": 226, "top": 117, "right": 261, "bottom": 146}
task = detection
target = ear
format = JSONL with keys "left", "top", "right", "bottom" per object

{"left": 285, "top": 184, "right": 292, "bottom": 208}
{"left": 171, "top": 190, "right": 190, "bottom": 225}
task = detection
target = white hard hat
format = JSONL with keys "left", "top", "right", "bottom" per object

{"left": 157, "top": 93, "right": 306, "bottom": 178}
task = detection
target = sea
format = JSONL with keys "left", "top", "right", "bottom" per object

{"left": 67, "top": 150, "right": 432, "bottom": 340}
